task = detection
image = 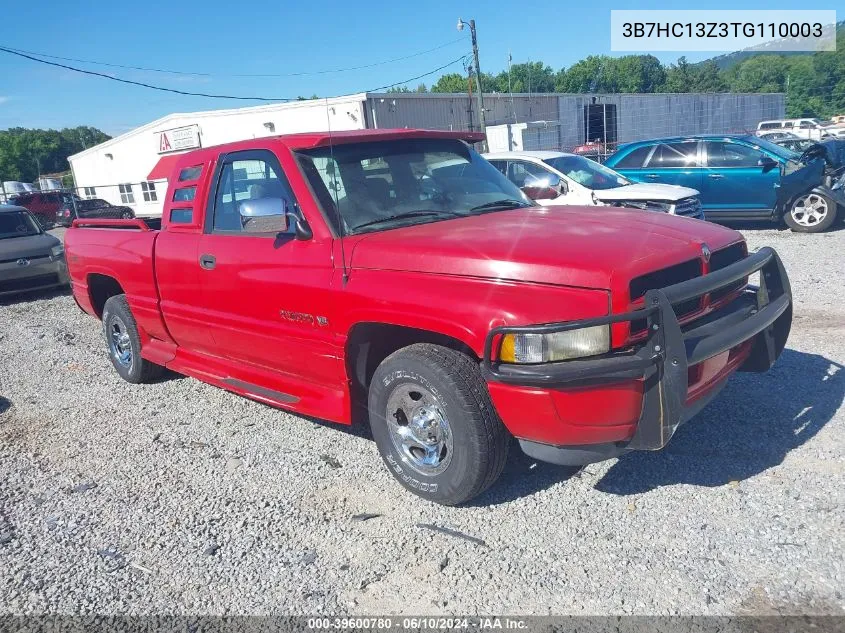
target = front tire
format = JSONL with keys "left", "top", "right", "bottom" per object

{"left": 368, "top": 343, "right": 509, "bottom": 506}
{"left": 784, "top": 192, "right": 837, "bottom": 233}
{"left": 102, "top": 295, "right": 164, "bottom": 384}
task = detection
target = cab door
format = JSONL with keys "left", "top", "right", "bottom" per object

{"left": 194, "top": 149, "right": 339, "bottom": 390}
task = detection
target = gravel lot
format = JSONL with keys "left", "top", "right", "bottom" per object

{"left": 1, "top": 225, "right": 843, "bottom": 616}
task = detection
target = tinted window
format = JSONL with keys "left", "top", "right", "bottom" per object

{"left": 212, "top": 155, "right": 296, "bottom": 234}
{"left": 173, "top": 187, "right": 196, "bottom": 202}
{"left": 759, "top": 122, "right": 783, "bottom": 130}
{"left": 0, "top": 211, "right": 40, "bottom": 238}
{"left": 613, "top": 145, "right": 652, "bottom": 168}
{"left": 179, "top": 165, "right": 203, "bottom": 181}
{"left": 706, "top": 142, "right": 762, "bottom": 168}
{"left": 170, "top": 208, "right": 193, "bottom": 224}
{"left": 646, "top": 142, "right": 698, "bottom": 168}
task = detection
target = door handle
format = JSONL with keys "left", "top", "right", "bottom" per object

{"left": 199, "top": 254, "right": 216, "bottom": 270}
{"left": 646, "top": 174, "right": 660, "bottom": 179}
{"left": 708, "top": 174, "right": 724, "bottom": 179}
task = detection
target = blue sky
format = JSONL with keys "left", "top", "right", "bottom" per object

{"left": 0, "top": 0, "right": 839, "bottom": 135}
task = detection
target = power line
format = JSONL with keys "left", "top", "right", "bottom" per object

{"left": 0, "top": 45, "right": 469, "bottom": 102}
{"left": 1, "top": 38, "right": 466, "bottom": 78}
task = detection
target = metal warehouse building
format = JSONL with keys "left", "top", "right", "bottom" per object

{"left": 68, "top": 91, "right": 784, "bottom": 217}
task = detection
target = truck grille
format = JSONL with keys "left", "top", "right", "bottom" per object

{"left": 709, "top": 242, "right": 748, "bottom": 302}
{"left": 628, "top": 243, "right": 749, "bottom": 336}
{"left": 0, "top": 273, "right": 60, "bottom": 294}
{"left": 630, "top": 259, "right": 702, "bottom": 332}
{"left": 673, "top": 197, "right": 703, "bottom": 218}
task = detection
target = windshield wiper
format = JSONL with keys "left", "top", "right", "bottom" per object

{"left": 351, "top": 210, "right": 462, "bottom": 232}
{"left": 469, "top": 199, "right": 532, "bottom": 212}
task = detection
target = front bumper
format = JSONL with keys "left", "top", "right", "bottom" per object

{"left": 0, "top": 255, "right": 69, "bottom": 296}
{"left": 482, "top": 247, "right": 792, "bottom": 463}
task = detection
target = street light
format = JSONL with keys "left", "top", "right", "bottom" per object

{"left": 457, "top": 18, "right": 487, "bottom": 150}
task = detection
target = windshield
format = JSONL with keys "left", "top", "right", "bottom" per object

{"left": 0, "top": 210, "right": 41, "bottom": 239}
{"left": 296, "top": 138, "right": 531, "bottom": 235}
{"left": 543, "top": 155, "right": 630, "bottom": 190}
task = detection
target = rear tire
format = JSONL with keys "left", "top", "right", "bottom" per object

{"left": 784, "top": 192, "right": 837, "bottom": 233}
{"left": 368, "top": 343, "right": 509, "bottom": 506}
{"left": 102, "top": 295, "right": 164, "bottom": 384}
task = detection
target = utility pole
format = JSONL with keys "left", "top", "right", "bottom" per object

{"left": 458, "top": 18, "right": 487, "bottom": 151}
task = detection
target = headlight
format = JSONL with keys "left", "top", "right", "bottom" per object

{"left": 499, "top": 326, "right": 610, "bottom": 363}
{"left": 51, "top": 244, "right": 64, "bottom": 258}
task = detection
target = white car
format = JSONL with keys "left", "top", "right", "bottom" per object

{"left": 757, "top": 118, "right": 835, "bottom": 141}
{"left": 484, "top": 151, "right": 704, "bottom": 219}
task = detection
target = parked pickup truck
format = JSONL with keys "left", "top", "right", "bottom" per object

{"left": 65, "top": 129, "right": 793, "bottom": 505}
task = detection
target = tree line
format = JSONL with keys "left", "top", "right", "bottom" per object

{"left": 0, "top": 127, "right": 111, "bottom": 183}
{"left": 393, "top": 27, "right": 845, "bottom": 119}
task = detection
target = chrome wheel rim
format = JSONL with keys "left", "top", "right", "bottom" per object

{"left": 385, "top": 382, "right": 453, "bottom": 476}
{"left": 108, "top": 317, "right": 132, "bottom": 368}
{"left": 791, "top": 194, "right": 828, "bottom": 227}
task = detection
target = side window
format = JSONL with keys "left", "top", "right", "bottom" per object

{"left": 613, "top": 145, "right": 653, "bottom": 169}
{"left": 508, "top": 161, "right": 555, "bottom": 187}
{"left": 706, "top": 142, "right": 762, "bottom": 168}
{"left": 646, "top": 142, "right": 698, "bottom": 168}
{"left": 211, "top": 154, "right": 296, "bottom": 234}
{"left": 141, "top": 181, "right": 158, "bottom": 202}
{"left": 118, "top": 184, "right": 135, "bottom": 204}
{"left": 799, "top": 120, "right": 814, "bottom": 129}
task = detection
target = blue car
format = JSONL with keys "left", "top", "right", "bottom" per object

{"left": 605, "top": 134, "right": 843, "bottom": 233}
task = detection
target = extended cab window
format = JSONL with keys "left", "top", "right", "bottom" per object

{"left": 211, "top": 154, "right": 297, "bottom": 234}
{"left": 296, "top": 138, "right": 530, "bottom": 236}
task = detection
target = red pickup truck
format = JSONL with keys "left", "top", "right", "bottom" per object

{"left": 65, "top": 129, "right": 793, "bottom": 505}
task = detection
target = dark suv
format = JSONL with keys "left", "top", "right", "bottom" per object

{"left": 55, "top": 198, "right": 135, "bottom": 227}
{"left": 10, "top": 191, "right": 80, "bottom": 228}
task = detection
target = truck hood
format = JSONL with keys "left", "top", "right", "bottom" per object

{"left": 0, "top": 233, "right": 59, "bottom": 260}
{"left": 348, "top": 207, "right": 740, "bottom": 290}
{"left": 593, "top": 183, "right": 699, "bottom": 203}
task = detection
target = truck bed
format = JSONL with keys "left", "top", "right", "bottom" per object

{"left": 64, "top": 218, "right": 162, "bottom": 329}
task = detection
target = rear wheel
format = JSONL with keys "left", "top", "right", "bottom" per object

{"left": 368, "top": 343, "right": 509, "bottom": 506}
{"left": 784, "top": 192, "right": 837, "bottom": 233}
{"left": 102, "top": 295, "right": 164, "bottom": 384}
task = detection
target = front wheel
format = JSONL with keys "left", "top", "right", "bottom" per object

{"left": 368, "top": 343, "right": 509, "bottom": 506}
{"left": 784, "top": 192, "right": 837, "bottom": 233}
{"left": 102, "top": 295, "right": 164, "bottom": 384}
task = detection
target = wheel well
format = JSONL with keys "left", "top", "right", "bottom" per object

{"left": 345, "top": 323, "right": 476, "bottom": 418}
{"left": 88, "top": 274, "right": 124, "bottom": 317}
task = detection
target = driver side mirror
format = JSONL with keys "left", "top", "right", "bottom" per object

{"left": 758, "top": 156, "right": 779, "bottom": 172}
{"left": 521, "top": 174, "right": 565, "bottom": 201}
{"left": 239, "top": 197, "right": 289, "bottom": 233}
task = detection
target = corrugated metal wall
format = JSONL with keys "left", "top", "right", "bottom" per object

{"left": 365, "top": 92, "right": 785, "bottom": 150}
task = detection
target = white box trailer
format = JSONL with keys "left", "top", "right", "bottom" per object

{"left": 485, "top": 122, "right": 563, "bottom": 153}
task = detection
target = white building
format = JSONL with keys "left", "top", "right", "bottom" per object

{"left": 68, "top": 94, "right": 369, "bottom": 217}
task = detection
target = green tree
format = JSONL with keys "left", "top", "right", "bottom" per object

{"left": 0, "top": 126, "right": 111, "bottom": 183}
{"left": 431, "top": 73, "right": 469, "bottom": 93}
